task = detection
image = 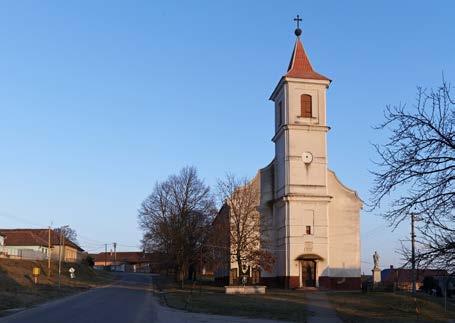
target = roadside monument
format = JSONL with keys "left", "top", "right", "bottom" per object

{"left": 372, "top": 251, "right": 381, "bottom": 283}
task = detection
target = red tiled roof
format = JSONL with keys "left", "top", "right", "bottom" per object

{"left": 0, "top": 229, "right": 83, "bottom": 252}
{"left": 285, "top": 37, "right": 330, "bottom": 81}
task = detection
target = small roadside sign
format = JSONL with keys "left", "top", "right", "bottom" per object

{"left": 32, "top": 267, "right": 41, "bottom": 284}
{"left": 69, "top": 267, "right": 76, "bottom": 279}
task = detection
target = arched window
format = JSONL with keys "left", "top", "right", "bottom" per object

{"left": 277, "top": 101, "right": 283, "bottom": 126}
{"left": 300, "top": 94, "right": 312, "bottom": 118}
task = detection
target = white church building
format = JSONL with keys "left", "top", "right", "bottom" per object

{"left": 215, "top": 25, "right": 362, "bottom": 290}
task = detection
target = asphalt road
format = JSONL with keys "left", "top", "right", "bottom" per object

{"left": 0, "top": 273, "right": 159, "bottom": 323}
{"left": 0, "top": 273, "right": 280, "bottom": 323}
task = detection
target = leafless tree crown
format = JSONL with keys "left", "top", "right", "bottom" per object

{"left": 371, "top": 79, "right": 454, "bottom": 271}
{"left": 138, "top": 166, "right": 216, "bottom": 281}
{"left": 55, "top": 226, "right": 78, "bottom": 244}
{"left": 215, "top": 174, "right": 275, "bottom": 274}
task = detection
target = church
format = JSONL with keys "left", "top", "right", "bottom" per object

{"left": 215, "top": 22, "right": 362, "bottom": 290}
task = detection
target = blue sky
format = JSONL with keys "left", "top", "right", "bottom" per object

{"left": 0, "top": 1, "right": 453, "bottom": 271}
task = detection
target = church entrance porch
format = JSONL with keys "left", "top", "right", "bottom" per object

{"left": 296, "top": 254, "right": 323, "bottom": 288}
{"left": 300, "top": 260, "right": 316, "bottom": 287}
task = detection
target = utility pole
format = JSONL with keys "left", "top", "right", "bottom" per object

{"left": 411, "top": 213, "right": 416, "bottom": 295}
{"left": 62, "top": 231, "right": 65, "bottom": 262}
{"left": 58, "top": 228, "right": 64, "bottom": 288}
{"left": 113, "top": 242, "right": 117, "bottom": 267}
{"left": 48, "top": 226, "right": 51, "bottom": 277}
{"left": 104, "top": 244, "right": 108, "bottom": 267}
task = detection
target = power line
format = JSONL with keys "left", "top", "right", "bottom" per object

{"left": 0, "top": 212, "right": 136, "bottom": 253}
{"left": 0, "top": 212, "right": 45, "bottom": 228}
{"left": 76, "top": 233, "right": 107, "bottom": 245}
{"left": 361, "top": 224, "right": 385, "bottom": 237}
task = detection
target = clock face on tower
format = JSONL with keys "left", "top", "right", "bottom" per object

{"left": 302, "top": 152, "right": 313, "bottom": 164}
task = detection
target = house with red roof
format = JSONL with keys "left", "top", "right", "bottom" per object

{"left": 92, "top": 251, "right": 163, "bottom": 273}
{"left": 381, "top": 265, "right": 448, "bottom": 291}
{"left": 0, "top": 228, "right": 84, "bottom": 263}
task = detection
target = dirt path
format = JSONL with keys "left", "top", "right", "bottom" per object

{"left": 305, "top": 292, "right": 342, "bottom": 323}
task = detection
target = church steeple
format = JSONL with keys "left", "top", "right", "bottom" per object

{"left": 270, "top": 17, "right": 331, "bottom": 197}
{"left": 285, "top": 38, "right": 330, "bottom": 81}
{"left": 285, "top": 17, "right": 330, "bottom": 81}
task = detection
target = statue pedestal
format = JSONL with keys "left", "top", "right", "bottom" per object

{"left": 225, "top": 286, "right": 266, "bottom": 294}
{"left": 372, "top": 267, "right": 381, "bottom": 283}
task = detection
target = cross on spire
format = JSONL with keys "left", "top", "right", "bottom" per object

{"left": 293, "top": 15, "right": 302, "bottom": 37}
{"left": 293, "top": 15, "right": 302, "bottom": 29}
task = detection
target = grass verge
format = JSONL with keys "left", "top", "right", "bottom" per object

{"left": 0, "top": 259, "right": 113, "bottom": 315}
{"left": 327, "top": 291, "right": 455, "bottom": 322}
{"left": 154, "top": 276, "right": 307, "bottom": 322}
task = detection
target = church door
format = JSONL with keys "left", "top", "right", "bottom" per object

{"left": 301, "top": 260, "right": 316, "bottom": 287}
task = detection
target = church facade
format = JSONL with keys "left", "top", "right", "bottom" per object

{"left": 215, "top": 28, "right": 362, "bottom": 290}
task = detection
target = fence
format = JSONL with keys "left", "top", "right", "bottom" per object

{"left": 0, "top": 248, "right": 47, "bottom": 261}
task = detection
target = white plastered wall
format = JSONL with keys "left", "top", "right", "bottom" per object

{"left": 287, "top": 198, "right": 330, "bottom": 282}
{"left": 326, "top": 170, "right": 362, "bottom": 277}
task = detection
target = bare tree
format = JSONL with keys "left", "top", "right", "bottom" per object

{"left": 215, "top": 174, "right": 275, "bottom": 283}
{"left": 371, "top": 79, "right": 455, "bottom": 271}
{"left": 55, "top": 226, "right": 78, "bottom": 244}
{"left": 138, "top": 166, "right": 216, "bottom": 287}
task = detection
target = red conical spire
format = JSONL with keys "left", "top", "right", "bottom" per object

{"left": 285, "top": 36, "right": 330, "bottom": 81}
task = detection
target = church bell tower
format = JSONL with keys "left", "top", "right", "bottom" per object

{"left": 269, "top": 17, "right": 332, "bottom": 289}
{"left": 270, "top": 19, "right": 331, "bottom": 199}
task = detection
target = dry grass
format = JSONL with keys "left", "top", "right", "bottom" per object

{"left": 327, "top": 291, "right": 455, "bottom": 322}
{"left": 155, "top": 277, "right": 455, "bottom": 322}
{"left": 154, "top": 277, "right": 307, "bottom": 322}
{"left": 0, "top": 259, "right": 112, "bottom": 314}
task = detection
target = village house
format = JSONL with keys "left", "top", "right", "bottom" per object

{"left": 381, "top": 265, "right": 448, "bottom": 291}
{"left": 92, "top": 251, "right": 162, "bottom": 273}
{"left": 0, "top": 234, "right": 5, "bottom": 256}
{"left": 214, "top": 27, "right": 362, "bottom": 290}
{"left": 0, "top": 228, "right": 84, "bottom": 262}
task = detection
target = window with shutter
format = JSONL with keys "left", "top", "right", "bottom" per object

{"left": 300, "top": 94, "right": 312, "bottom": 118}
{"left": 277, "top": 101, "right": 283, "bottom": 126}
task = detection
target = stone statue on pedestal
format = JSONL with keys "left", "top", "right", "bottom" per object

{"left": 372, "top": 251, "right": 381, "bottom": 283}
{"left": 373, "top": 251, "right": 380, "bottom": 269}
